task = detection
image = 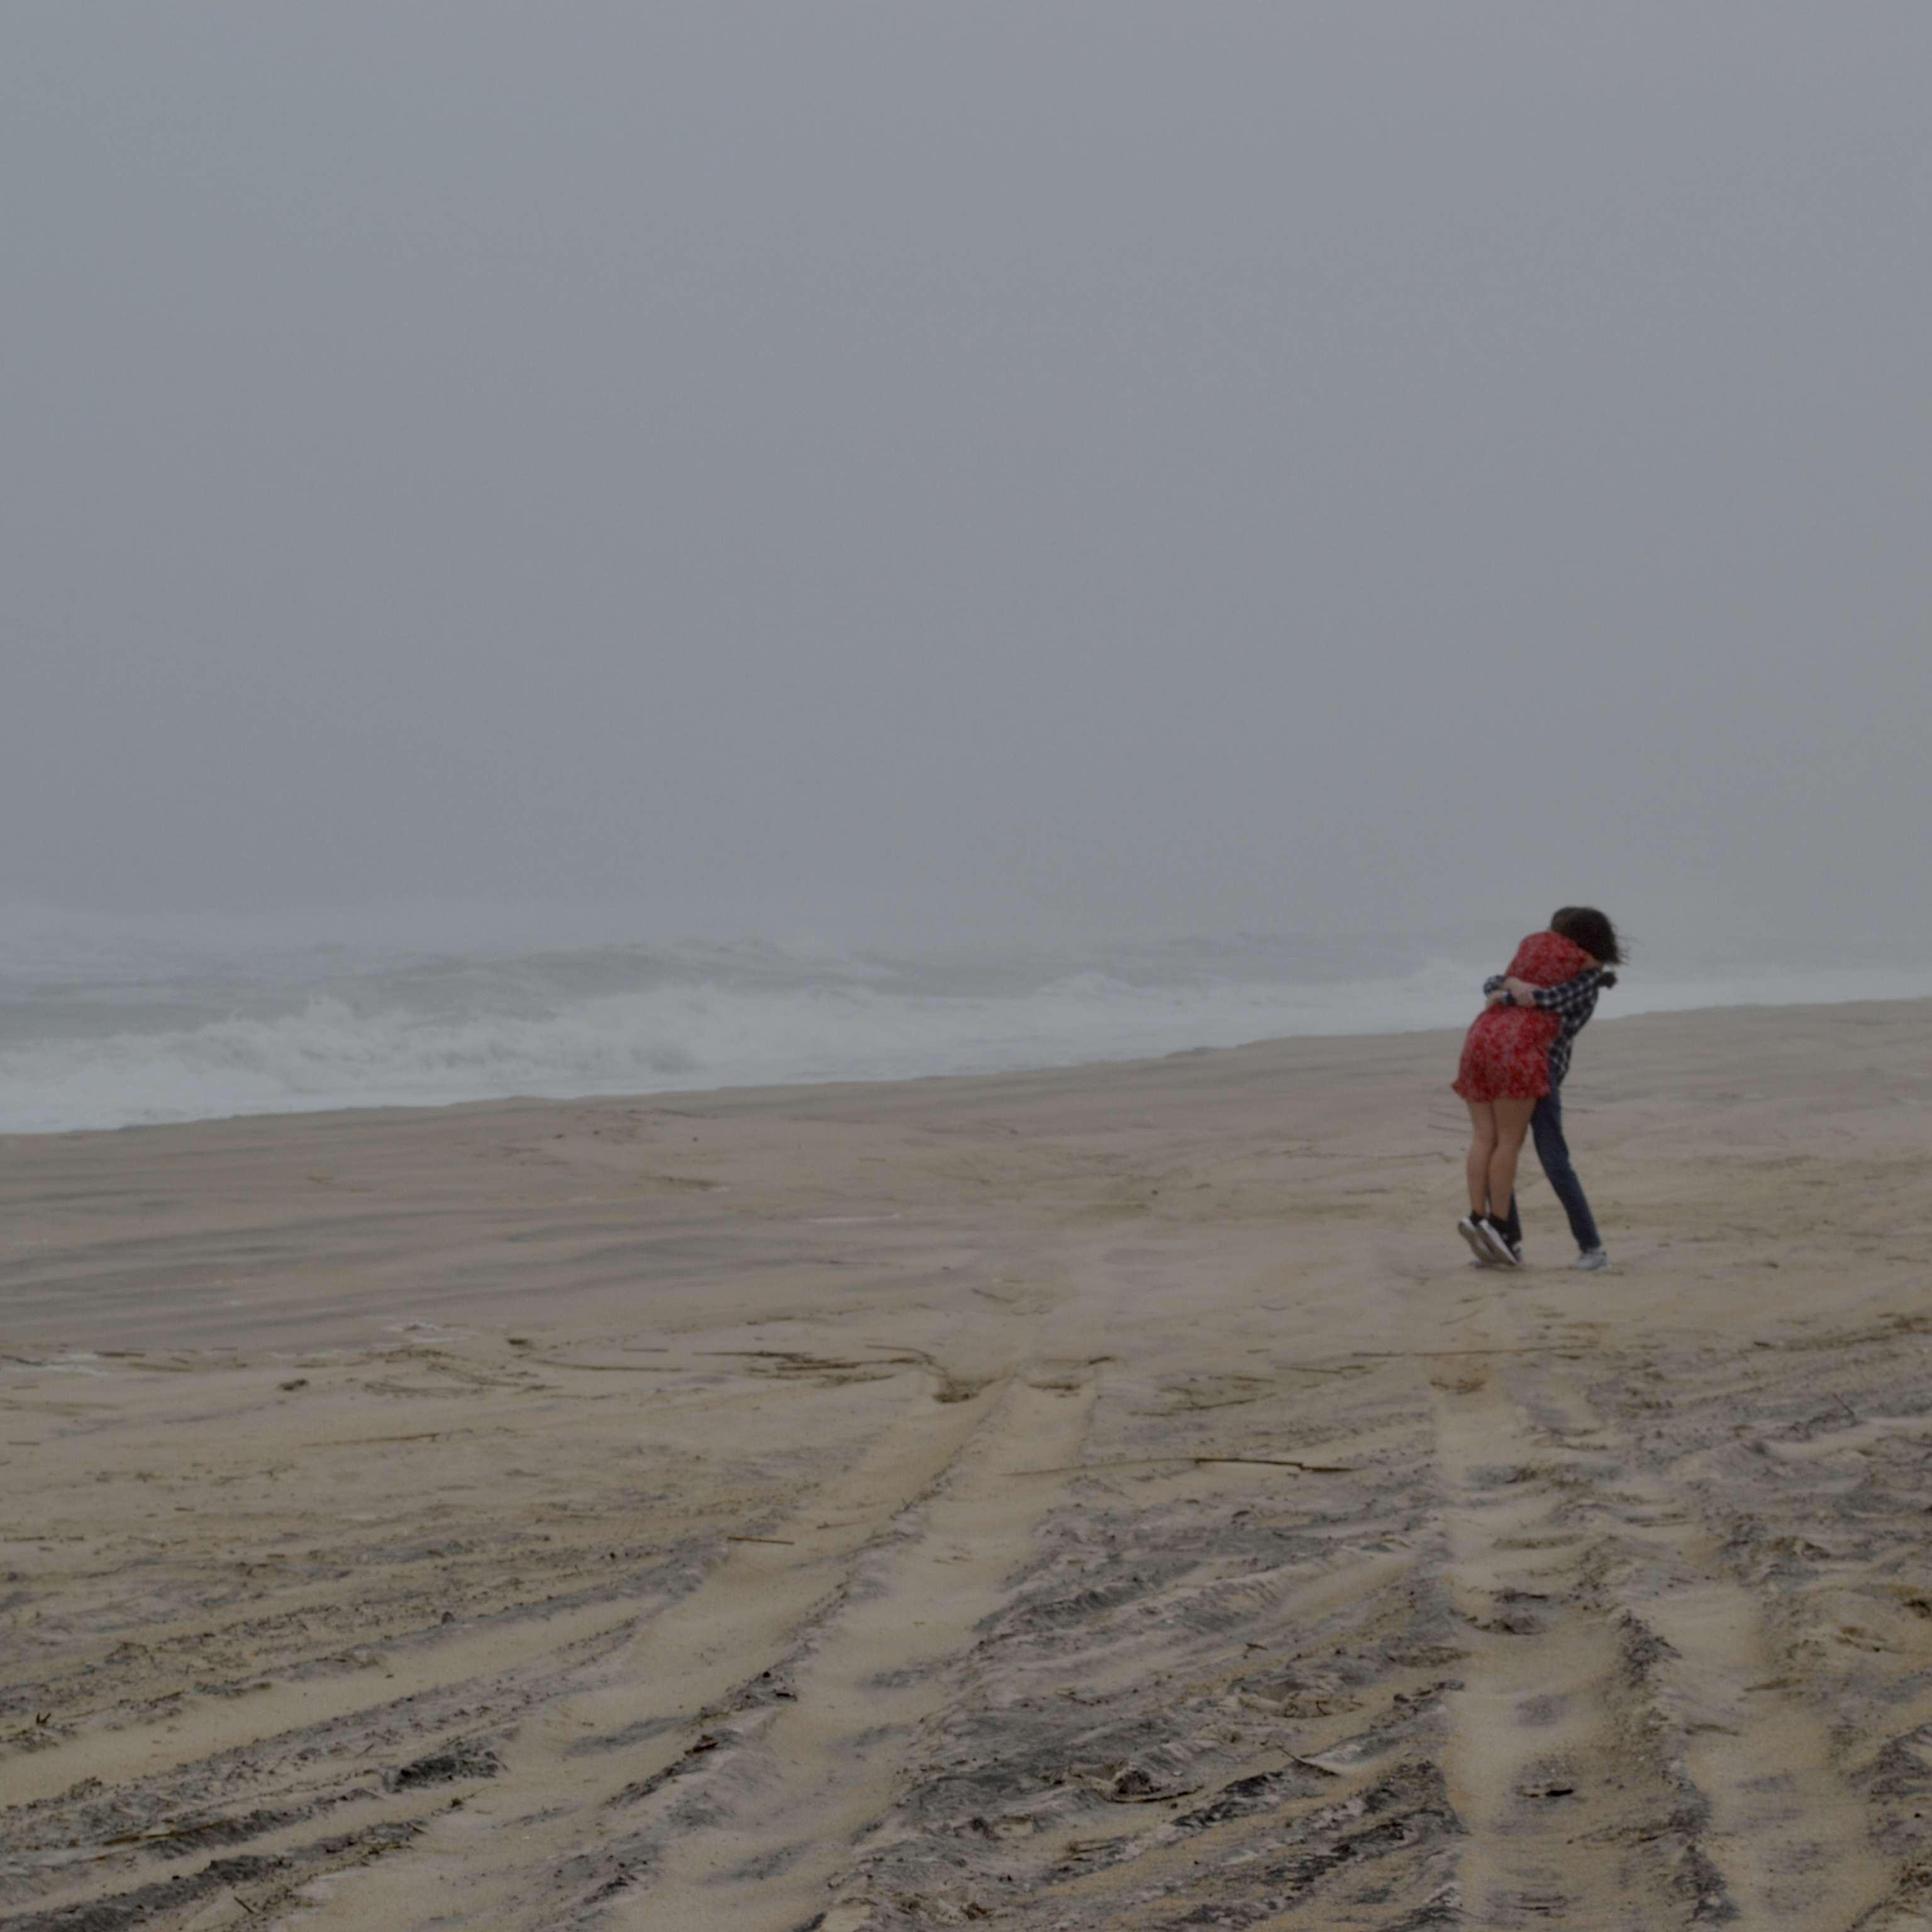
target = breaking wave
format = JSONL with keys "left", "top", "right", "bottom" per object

{"left": 4, "top": 912, "right": 1929, "bottom": 1134}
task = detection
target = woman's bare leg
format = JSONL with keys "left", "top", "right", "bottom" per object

{"left": 1485, "top": 1097, "right": 1536, "bottom": 1223}
{"left": 1464, "top": 1101, "right": 1497, "bottom": 1214}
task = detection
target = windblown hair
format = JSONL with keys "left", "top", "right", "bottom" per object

{"left": 1550, "top": 906, "right": 1624, "bottom": 985}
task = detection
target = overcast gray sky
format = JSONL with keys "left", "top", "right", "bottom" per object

{"left": 5, "top": 4, "right": 1928, "bottom": 954}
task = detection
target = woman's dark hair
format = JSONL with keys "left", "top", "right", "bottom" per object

{"left": 1550, "top": 906, "right": 1624, "bottom": 983}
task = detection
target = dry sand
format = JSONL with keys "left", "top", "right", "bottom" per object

{"left": 5, "top": 1001, "right": 1932, "bottom": 1931}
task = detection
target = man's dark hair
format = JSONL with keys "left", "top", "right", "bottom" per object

{"left": 1550, "top": 905, "right": 1624, "bottom": 979}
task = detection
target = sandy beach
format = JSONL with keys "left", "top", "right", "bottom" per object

{"left": 5, "top": 1000, "right": 1932, "bottom": 1930}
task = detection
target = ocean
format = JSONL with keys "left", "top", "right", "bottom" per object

{"left": 4, "top": 905, "right": 1929, "bottom": 1136}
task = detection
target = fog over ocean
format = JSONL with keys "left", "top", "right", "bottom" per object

{"left": 4, "top": 904, "right": 1927, "bottom": 1135}
{"left": 9, "top": 11, "right": 1931, "bottom": 1099}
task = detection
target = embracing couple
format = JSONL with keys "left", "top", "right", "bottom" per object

{"left": 1452, "top": 905, "right": 1624, "bottom": 1272}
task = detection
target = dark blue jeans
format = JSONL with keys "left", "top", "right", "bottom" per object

{"left": 1495, "top": 1087, "right": 1601, "bottom": 1254}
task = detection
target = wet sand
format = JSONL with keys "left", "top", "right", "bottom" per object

{"left": 6, "top": 1001, "right": 1932, "bottom": 1930}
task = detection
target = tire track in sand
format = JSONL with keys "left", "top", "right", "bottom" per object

{"left": 1568, "top": 1402, "right": 1898, "bottom": 1928}
{"left": 613, "top": 1367, "right": 1097, "bottom": 1931}
{"left": 276, "top": 1363, "right": 1095, "bottom": 1929}
{"left": 1433, "top": 1347, "right": 1687, "bottom": 1928}
{"left": 1434, "top": 1275, "right": 1896, "bottom": 1929}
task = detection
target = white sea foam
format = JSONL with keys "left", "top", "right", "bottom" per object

{"left": 3, "top": 911, "right": 1929, "bottom": 1135}
{"left": 0, "top": 968, "right": 1462, "bottom": 1133}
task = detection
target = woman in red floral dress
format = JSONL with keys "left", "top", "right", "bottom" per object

{"left": 1453, "top": 926, "right": 1598, "bottom": 1263}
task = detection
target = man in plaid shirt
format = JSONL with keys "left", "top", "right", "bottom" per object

{"left": 1479, "top": 962, "right": 1609, "bottom": 1269}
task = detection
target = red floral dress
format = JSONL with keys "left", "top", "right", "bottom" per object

{"left": 1452, "top": 930, "right": 1596, "bottom": 1103}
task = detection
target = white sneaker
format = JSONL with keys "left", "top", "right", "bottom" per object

{"left": 1476, "top": 1216, "right": 1520, "bottom": 1267}
{"left": 1573, "top": 1248, "right": 1609, "bottom": 1271}
{"left": 1457, "top": 1216, "right": 1497, "bottom": 1264}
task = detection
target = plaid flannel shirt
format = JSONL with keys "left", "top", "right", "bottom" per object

{"left": 1481, "top": 967, "right": 1603, "bottom": 1089}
